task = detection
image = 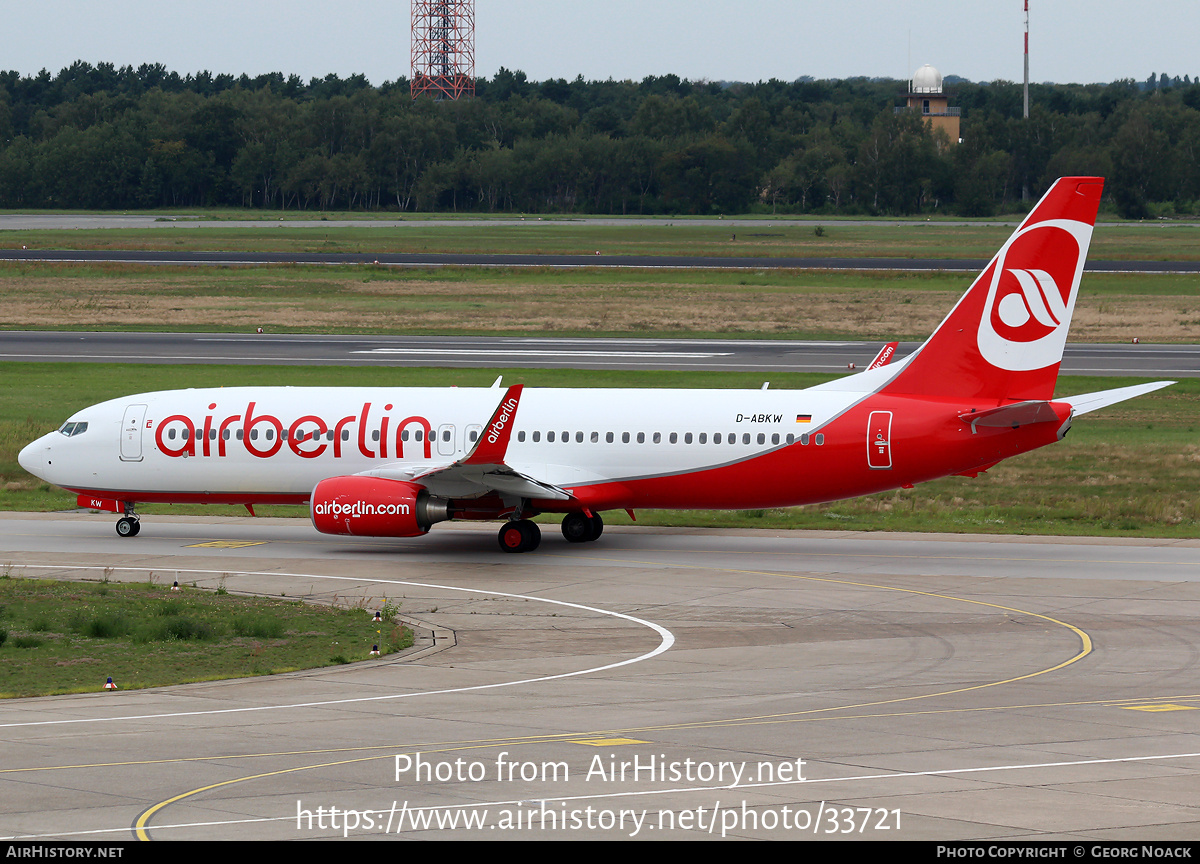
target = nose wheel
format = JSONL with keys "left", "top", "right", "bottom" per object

{"left": 116, "top": 516, "right": 141, "bottom": 537}
{"left": 498, "top": 519, "right": 540, "bottom": 553}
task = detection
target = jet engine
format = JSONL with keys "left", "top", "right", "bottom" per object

{"left": 310, "top": 476, "right": 451, "bottom": 537}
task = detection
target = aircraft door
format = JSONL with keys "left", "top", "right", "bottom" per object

{"left": 437, "top": 424, "right": 456, "bottom": 457}
{"left": 867, "top": 410, "right": 892, "bottom": 470}
{"left": 120, "top": 404, "right": 148, "bottom": 462}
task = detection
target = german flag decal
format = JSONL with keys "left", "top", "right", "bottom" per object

{"left": 796, "top": 414, "right": 812, "bottom": 423}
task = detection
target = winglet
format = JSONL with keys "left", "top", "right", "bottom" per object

{"left": 867, "top": 341, "right": 899, "bottom": 370}
{"left": 461, "top": 385, "right": 523, "bottom": 465}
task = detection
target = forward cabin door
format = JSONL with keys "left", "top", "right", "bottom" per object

{"left": 120, "top": 404, "right": 147, "bottom": 462}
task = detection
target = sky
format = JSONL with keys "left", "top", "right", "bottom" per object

{"left": 3, "top": 1, "right": 1197, "bottom": 87}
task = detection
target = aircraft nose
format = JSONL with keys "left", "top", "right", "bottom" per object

{"left": 18, "top": 436, "right": 50, "bottom": 478}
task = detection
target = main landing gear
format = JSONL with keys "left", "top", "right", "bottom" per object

{"left": 498, "top": 519, "right": 540, "bottom": 553}
{"left": 561, "top": 511, "right": 603, "bottom": 544}
{"left": 115, "top": 503, "right": 140, "bottom": 537}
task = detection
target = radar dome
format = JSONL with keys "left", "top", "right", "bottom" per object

{"left": 911, "top": 64, "right": 942, "bottom": 94}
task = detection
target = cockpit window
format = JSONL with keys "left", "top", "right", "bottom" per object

{"left": 58, "top": 422, "right": 89, "bottom": 437}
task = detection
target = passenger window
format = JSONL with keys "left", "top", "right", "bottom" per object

{"left": 516, "top": 431, "right": 524, "bottom": 442}
{"left": 591, "top": 431, "right": 599, "bottom": 443}
{"left": 815, "top": 434, "right": 825, "bottom": 445}
{"left": 622, "top": 432, "right": 630, "bottom": 443}
{"left": 637, "top": 432, "right": 645, "bottom": 444}
{"left": 533, "top": 431, "right": 541, "bottom": 442}
{"left": 742, "top": 433, "right": 751, "bottom": 445}
{"left": 371, "top": 430, "right": 380, "bottom": 442}
{"left": 669, "top": 432, "right": 677, "bottom": 444}
{"left": 757, "top": 433, "right": 765, "bottom": 445}
{"left": 699, "top": 432, "right": 707, "bottom": 444}
{"left": 548, "top": 431, "right": 556, "bottom": 442}
{"left": 606, "top": 432, "right": 614, "bottom": 443}
{"left": 653, "top": 432, "right": 661, "bottom": 444}
{"left": 800, "top": 433, "right": 809, "bottom": 445}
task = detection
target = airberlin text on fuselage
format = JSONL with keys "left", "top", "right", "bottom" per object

{"left": 152, "top": 401, "right": 433, "bottom": 461}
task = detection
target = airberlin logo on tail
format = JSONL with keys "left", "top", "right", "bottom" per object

{"left": 977, "top": 219, "right": 1092, "bottom": 372}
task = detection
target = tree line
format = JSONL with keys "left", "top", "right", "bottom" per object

{"left": 0, "top": 60, "right": 1197, "bottom": 218}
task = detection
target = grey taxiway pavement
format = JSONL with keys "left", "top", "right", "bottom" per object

{"left": 3, "top": 331, "right": 1196, "bottom": 377}
{"left": 1, "top": 513, "right": 1198, "bottom": 841}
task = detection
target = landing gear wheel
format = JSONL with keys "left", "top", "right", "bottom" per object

{"left": 561, "top": 512, "right": 603, "bottom": 543}
{"left": 498, "top": 519, "right": 541, "bottom": 553}
{"left": 561, "top": 512, "right": 592, "bottom": 543}
{"left": 116, "top": 517, "right": 140, "bottom": 538}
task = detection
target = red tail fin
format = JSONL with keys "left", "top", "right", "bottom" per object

{"left": 883, "top": 177, "right": 1103, "bottom": 402}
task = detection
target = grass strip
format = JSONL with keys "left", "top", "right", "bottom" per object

{"left": 0, "top": 571, "right": 412, "bottom": 698}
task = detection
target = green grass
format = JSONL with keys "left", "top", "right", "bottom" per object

{"left": 0, "top": 573, "right": 413, "bottom": 697}
{"left": 0, "top": 363, "right": 1195, "bottom": 537}
{"left": 5, "top": 221, "right": 1200, "bottom": 260}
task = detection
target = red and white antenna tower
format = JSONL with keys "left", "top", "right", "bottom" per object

{"left": 1023, "top": 1, "right": 1030, "bottom": 118}
{"left": 411, "top": 1, "right": 475, "bottom": 100}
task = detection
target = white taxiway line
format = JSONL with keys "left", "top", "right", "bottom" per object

{"left": 0, "top": 566, "right": 675, "bottom": 730}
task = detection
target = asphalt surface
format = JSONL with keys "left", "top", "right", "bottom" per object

{"left": 0, "top": 330, "right": 1194, "bottom": 377}
{"left": 1, "top": 514, "right": 1198, "bottom": 841}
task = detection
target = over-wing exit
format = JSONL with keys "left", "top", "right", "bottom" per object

{"left": 19, "top": 178, "right": 1172, "bottom": 552}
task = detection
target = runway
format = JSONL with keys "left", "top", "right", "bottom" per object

{"left": 1, "top": 512, "right": 1198, "bottom": 840}
{"left": 3, "top": 331, "right": 1196, "bottom": 377}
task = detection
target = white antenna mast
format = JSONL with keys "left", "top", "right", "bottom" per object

{"left": 1023, "top": 1, "right": 1030, "bottom": 119}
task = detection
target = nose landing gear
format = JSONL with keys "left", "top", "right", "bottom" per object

{"left": 116, "top": 503, "right": 141, "bottom": 537}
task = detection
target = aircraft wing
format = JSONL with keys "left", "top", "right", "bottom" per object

{"left": 354, "top": 384, "right": 572, "bottom": 501}
{"left": 1057, "top": 381, "right": 1174, "bottom": 416}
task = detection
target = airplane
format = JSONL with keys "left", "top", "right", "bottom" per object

{"left": 18, "top": 177, "right": 1172, "bottom": 553}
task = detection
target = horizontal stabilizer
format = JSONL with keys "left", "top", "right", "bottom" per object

{"left": 1060, "top": 381, "right": 1174, "bottom": 416}
{"left": 959, "top": 400, "right": 1060, "bottom": 432}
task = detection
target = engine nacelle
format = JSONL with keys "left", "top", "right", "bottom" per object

{"left": 310, "top": 476, "right": 450, "bottom": 537}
